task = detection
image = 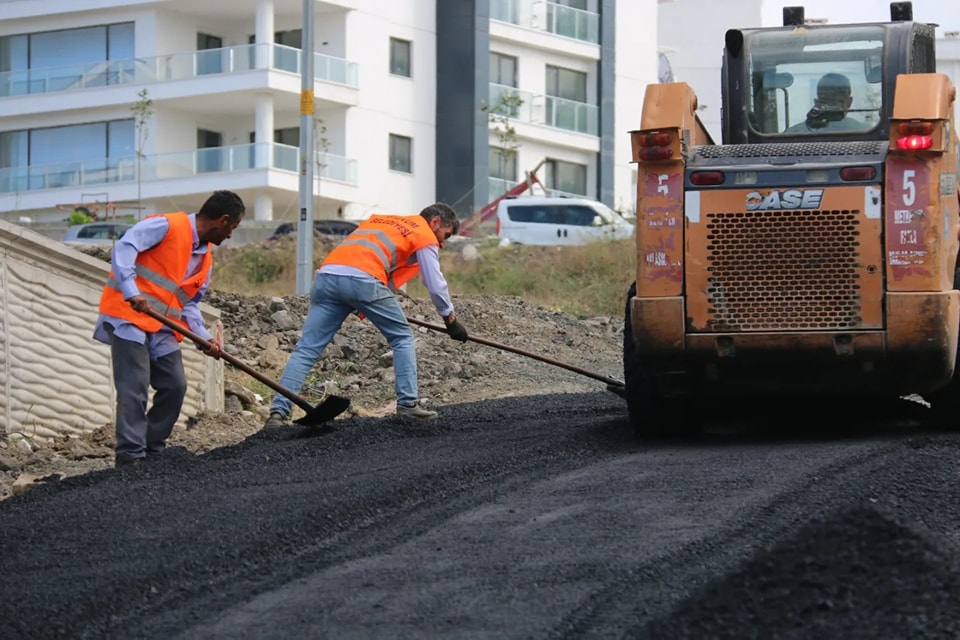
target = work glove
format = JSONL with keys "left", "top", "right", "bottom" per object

{"left": 445, "top": 318, "right": 468, "bottom": 342}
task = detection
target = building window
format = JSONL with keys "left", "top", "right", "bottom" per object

{"left": 197, "top": 33, "right": 224, "bottom": 75}
{"left": 0, "top": 119, "right": 134, "bottom": 190}
{"left": 545, "top": 159, "right": 587, "bottom": 195}
{"left": 546, "top": 65, "right": 587, "bottom": 102}
{"left": 197, "top": 129, "right": 223, "bottom": 173}
{"left": 489, "top": 146, "right": 517, "bottom": 181}
{"left": 490, "top": 52, "right": 518, "bottom": 88}
{"left": 390, "top": 38, "right": 411, "bottom": 77}
{"left": 0, "top": 23, "right": 134, "bottom": 94}
{"left": 248, "top": 127, "right": 299, "bottom": 145}
{"left": 389, "top": 134, "right": 412, "bottom": 173}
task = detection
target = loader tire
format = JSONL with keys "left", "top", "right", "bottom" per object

{"left": 924, "top": 266, "right": 960, "bottom": 430}
{"left": 623, "top": 282, "right": 701, "bottom": 438}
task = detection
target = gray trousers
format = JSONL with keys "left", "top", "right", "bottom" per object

{"left": 108, "top": 329, "right": 187, "bottom": 462}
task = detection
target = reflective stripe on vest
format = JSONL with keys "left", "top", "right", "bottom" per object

{"left": 105, "top": 262, "right": 192, "bottom": 308}
{"left": 322, "top": 215, "right": 437, "bottom": 286}
{"left": 98, "top": 212, "right": 211, "bottom": 338}
{"left": 336, "top": 229, "right": 397, "bottom": 272}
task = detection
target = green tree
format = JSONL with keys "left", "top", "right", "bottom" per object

{"left": 131, "top": 88, "right": 154, "bottom": 217}
{"left": 481, "top": 91, "right": 524, "bottom": 193}
{"left": 313, "top": 113, "right": 332, "bottom": 218}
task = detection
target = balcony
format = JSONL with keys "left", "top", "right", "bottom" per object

{"left": 0, "top": 44, "right": 358, "bottom": 98}
{"left": 489, "top": 83, "right": 598, "bottom": 136}
{"left": 491, "top": 0, "right": 599, "bottom": 44}
{"left": 0, "top": 143, "right": 358, "bottom": 194}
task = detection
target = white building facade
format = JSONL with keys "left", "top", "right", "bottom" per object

{"left": 659, "top": 0, "right": 960, "bottom": 141}
{"left": 0, "top": 0, "right": 659, "bottom": 227}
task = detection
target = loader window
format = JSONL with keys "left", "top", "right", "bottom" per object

{"left": 746, "top": 26, "right": 883, "bottom": 136}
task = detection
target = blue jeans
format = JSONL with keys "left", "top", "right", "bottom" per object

{"left": 271, "top": 272, "right": 419, "bottom": 416}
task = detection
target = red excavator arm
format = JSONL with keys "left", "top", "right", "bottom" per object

{"left": 458, "top": 162, "right": 545, "bottom": 237}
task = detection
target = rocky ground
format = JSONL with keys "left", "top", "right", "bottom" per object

{"left": 0, "top": 285, "right": 624, "bottom": 500}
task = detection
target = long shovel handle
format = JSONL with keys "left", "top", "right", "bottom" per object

{"left": 406, "top": 316, "right": 625, "bottom": 388}
{"left": 143, "top": 307, "right": 315, "bottom": 413}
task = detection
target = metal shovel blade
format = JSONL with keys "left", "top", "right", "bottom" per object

{"left": 294, "top": 394, "right": 352, "bottom": 426}
{"left": 142, "top": 307, "right": 351, "bottom": 427}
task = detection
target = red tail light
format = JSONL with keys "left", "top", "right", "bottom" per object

{"left": 897, "top": 135, "right": 933, "bottom": 150}
{"left": 898, "top": 121, "right": 934, "bottom": 136}
{"left": 634, "top": 130, "right": 677, "bottom": 162}
{"left": 495, "top": 215, "right": 500, "bottom": 235}
{"left": 639, "top": 146, "right": 674, "bottom": 161}
{"left": 689, "top": 171, "right": 724, "bottom": 185}
{"left": 839, "top": 166, "right": 877, "bottom": 181}
{"left": 637, "top": 132, "right": 673, "bottom": 146}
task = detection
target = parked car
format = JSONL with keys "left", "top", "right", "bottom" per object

{"left": 495, "top": 196, "right": 634, "bottom": 246}
{"left": 269, "top": 219, "right": 358, "bottom": 241}
{"left": 61, "top": 222, "right": 133, "bottom": 245}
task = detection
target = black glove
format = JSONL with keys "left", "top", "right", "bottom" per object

{"left": 446, "top": 319, "right": 468, "bottom": 342}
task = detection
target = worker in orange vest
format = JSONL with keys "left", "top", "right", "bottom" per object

{"left": 94, "top": 190, "right": 246, "bottom": 467}
{"left": 265, "top": 202, "right": 467, "bottom": 426}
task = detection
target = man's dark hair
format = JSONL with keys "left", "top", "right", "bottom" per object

{"left": 198, "top": 190, "right": 245, "bottom": 222}
{"left": 420, "top": 202, "right": 460, "bottom": 235}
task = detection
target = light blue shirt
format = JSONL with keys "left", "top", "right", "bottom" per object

{"left": 320, "top": 244, "right": 454, "bottom": 317}
{"left": 92, "top": 213, "right": 213, "bottom": 359}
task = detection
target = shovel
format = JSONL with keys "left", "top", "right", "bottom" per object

{"left": 405, "top": 316, "right": 626, "bottom": 394}
{"left": 143, "top": 307, "right": 350, "bottom": 426}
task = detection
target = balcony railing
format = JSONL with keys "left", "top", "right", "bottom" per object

{"left": 0, "top": 143, "right": 358, "bottom": 194}
{"left": 490, "top": 0, "right": 599, "bottom": 44}
{"left": 544, "top": 2, "right": 599, "bottom": 42}
{"left": 488, "top": 83, "right": 598, "bottom": 136}
{"left": 0, "top": 44, "right": 358, "bottom": 98}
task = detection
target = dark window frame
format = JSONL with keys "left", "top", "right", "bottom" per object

{"left": 389, "top": 133, "right": 412, "bottom": 173}
{"left": 389, "top": 37, "right": 412, "bottom": 77}
{"left": 545, "top": 158, "right": 587, "bottom": 195}
{"left": 490, "top": 51, "right": 518, "bottom": 87}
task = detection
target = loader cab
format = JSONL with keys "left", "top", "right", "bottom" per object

{"left": 721, "top": 2, "right": 937, "bottom": 144}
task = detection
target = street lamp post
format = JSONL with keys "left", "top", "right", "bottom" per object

{"left": 296, "top": 0, "right": 316, "bottom": 294}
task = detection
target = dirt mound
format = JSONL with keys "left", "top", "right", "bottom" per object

{"left": 1, "top": 288, "right": 624, "bottom": 500}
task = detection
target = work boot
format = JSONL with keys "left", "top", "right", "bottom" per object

{"left": 396, "top": 403, "right": 438, "bottom": 419}
{"left": 263, "top": 411, "right": 288, "bottom": 429}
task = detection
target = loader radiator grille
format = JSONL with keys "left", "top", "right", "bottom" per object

{"left": 704, "top": 209, "right": 863, "bottom": 331}
{"left": 693, "top": 141, "right": 886, "bottom": 160}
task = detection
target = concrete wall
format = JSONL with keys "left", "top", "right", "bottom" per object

{"left": 0, "top": 219, "right": 224, "bottom": 442}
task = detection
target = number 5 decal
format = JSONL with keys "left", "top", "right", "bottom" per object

{"left": 903, "top": 169, "right": 916, "bottom": 206}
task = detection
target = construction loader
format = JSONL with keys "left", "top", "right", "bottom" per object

{"left": 625, "top": 2, "right": 960, "bottom": 434}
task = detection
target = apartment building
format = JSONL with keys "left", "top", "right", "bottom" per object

{"left": 0, "top": 0, "right": 658, "bottom": 228}
{"left": 658, "top": 0, "right": 960, "bottom": 140}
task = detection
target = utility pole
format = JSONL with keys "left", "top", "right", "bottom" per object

{"left": 296, "top": 0, "right": 316, "bottom": 294}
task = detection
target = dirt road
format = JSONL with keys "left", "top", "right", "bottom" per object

{"left": 2, "top": 391, "right": 959, "bottom": 638}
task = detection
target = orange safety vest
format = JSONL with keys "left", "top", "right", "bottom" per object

{"left": 98, "top": 212, "right": 212, "bottom": 339}
{"left": 322, "top": 214, "right": 438, "bottom": 289}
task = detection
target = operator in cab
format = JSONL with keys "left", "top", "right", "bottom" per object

{"left": 785, "top": 73, "right": 863, "bottom": 133}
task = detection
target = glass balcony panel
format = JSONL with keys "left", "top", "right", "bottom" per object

{"left": 0, "top": 143, "right": 357, "bottom": 193}
{"left": 544, "top": 95, "right": 598, "bottom": 135}
{"left": 488, "top": 83, "right": 533, "bottom": 122}
{"left": 273, "top": 144, "right": 299, "bottom": 171}
{"left": 0, "top": 44, "right": 358, "bottom": 98}
{"left": 273, "top": 45, "right": 300, "bottom": 74}
{"left": 545, "top": 2, "right": 599, "bottom": 43}
{"left": 491, "top": 0, "right": 521, "bottom": 25}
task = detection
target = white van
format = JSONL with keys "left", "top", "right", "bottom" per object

{"left": 494, "top": 196, "right": 634, "bottom": 246}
